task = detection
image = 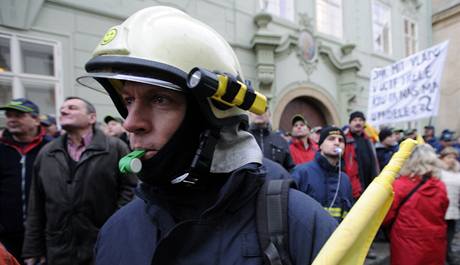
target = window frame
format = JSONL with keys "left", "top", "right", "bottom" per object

{"left": 403, "top": 17, "right": 418, "bottom": 57}
{"left": 0, "top": 31, "right": 62, "bottom": 119}
{"left": 371, "top": 0, "right": 392, "bottom": 55}
{"left": 259, "top": 0, "right": 295, "bottom": 22}
{"left": 315, "top": 0, "right": 344, "bottom": 40}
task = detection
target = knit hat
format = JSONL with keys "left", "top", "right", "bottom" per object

{"left": 379, "top": 127, "right": 394, "bottom": 142}
{"left": 318, "top": 126, "right": 345, "bottom": 147}
{"left": 349, "top": 111, "right": 366, "bottom": 123}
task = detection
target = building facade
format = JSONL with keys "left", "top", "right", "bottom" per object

{"left": 432, "top": 0, "right": 460, "bottom": 134}
{"left": 0, "top": 0, "right": 432, "bottom": 131}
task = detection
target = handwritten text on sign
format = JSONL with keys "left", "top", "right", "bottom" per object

{"left": 367, "top": 41, "right": 448, "bottom": 126}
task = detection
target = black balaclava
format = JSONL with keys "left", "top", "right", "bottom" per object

{"left": 138, "top": 94, "right": 207, "bottom": 187}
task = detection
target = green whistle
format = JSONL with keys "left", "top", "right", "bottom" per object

{"left": 119, "top": 149, "right": 145, "bottom": 174}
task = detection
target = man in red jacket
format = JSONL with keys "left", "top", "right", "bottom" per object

{"left": 344, "top": 111, "right": 379, "bottom": 199}
{"left": 289, "top": 114, "right": 318, "bottom": 165}
{"left": 0, "top": 99, "right": 51, "bottom": 262}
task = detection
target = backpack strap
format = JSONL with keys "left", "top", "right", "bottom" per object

{"left": 256, "top": 179, "right": 295, "bottom": 265}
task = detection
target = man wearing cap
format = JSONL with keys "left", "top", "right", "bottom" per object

{"left": 423, "top": 125, "right": 441, "bottom": 152}
{"left": 22, "top": 97, "right": 137, "bottom": 265}
{"left": 0, "top": 98, "right": 52, "bottom": 261}
{"left": 104, "top": 115, "right": 129, "bottom": 146}
{"left": 344, "top": 111, "right": 379, "bottom": 199}
{"left": 375, "top": 127, "right": 398, "bottom": 169}
{"left": 40, "top": 114, "right": 60, "bottom": 138}
{"left": 291, "top": 126, "right": 353, "bottom": 222}
{"left": 249, "top": 109, "right": 294, "bottom": 171}
{"left": 439, "top": 129, "right": 456, "bottom": 153}
{"left": 289, "top": 114, "right": 318, "bottom": 165}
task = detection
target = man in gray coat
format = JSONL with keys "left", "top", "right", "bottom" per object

{"left": 22, "top": 97, "right": 137, "bottom": 265}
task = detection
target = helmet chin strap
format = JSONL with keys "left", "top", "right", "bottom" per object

{"left": 171, "top": 128, "right": 220, "bottom": 186}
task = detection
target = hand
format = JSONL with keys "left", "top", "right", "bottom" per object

{"left": 24, "top": 256, "right": 46, "bottom": 265}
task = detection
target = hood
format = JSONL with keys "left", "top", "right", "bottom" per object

{"left": 210, "top": 124, "right": 263, "bottom": 173}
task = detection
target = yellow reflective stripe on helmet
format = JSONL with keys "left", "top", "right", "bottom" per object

{"left": 250, "top": 92, "right": 267, "bottom": 115}
{"left": 231, "top": 81, "right": 247, "bottom": 106}
{"left": 211, "top": 72, "right": 267, "bottom": 115}
{"left": 215, "top": 75, "right": 228, "bottom": 98}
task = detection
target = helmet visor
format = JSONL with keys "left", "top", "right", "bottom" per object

{"left": 76, "top": 72, "right": 184, "bottom": 95}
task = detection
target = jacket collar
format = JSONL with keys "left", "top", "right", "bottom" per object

{"left": 345, "top": 130, "right": 370, "bottom": 143}
{"left": 0, "top": 126, "right": 48, "bottom": 155}
{"left": 136, "top": 163, "right": 264, "bottom": 220}
{"left": 291, "top": 137, "right": 313, "bottom": 149}
{"left": 315, "top": 152, "right": 340, "bottom": 173}
{"left": 48, "top": 128, "right": 107, "bottom": 154}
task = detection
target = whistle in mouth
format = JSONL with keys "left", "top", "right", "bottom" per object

{"left": 119, "top": 149, "right": 145, "bottom": 174}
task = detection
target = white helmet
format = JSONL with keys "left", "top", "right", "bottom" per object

{"left": 78, "top": 6, "right": 265, "bottom": 177}
{"left": 77, "top": 6, "right": 261, "bottom": 127}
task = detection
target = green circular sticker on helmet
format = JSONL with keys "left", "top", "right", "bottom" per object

{"left": 101, "top": 28, "right": 117, "bottom": 45}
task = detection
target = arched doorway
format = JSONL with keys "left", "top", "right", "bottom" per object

{"left": 279, "top": 96, "right": 327, "bottom": 133}
{"left": 272, "top": 85, "right": 340, "bottom": 132}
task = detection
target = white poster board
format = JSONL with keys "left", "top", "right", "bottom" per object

{"left": 367, "top": 41, "right": 449, "bottom": 126}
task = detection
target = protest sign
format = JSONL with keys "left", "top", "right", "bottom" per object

{"left": 367, "top": 41, "right": 449, "bottom": 126}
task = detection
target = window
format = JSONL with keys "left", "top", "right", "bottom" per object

{"left": 372, "top": 1, "right": 392, "bottom": 55}
{"left": 0, "top": 33, "right": 60, "bottom": 118}
{"left": 0, "top": 80, "right": 12, "bottom": 106}
{"left": 316, "top": 0, "right": 343, "bottom": 39}
{"left": 0, "top": 37, "right": 11, "bottom": 73}
{"left": 259, "top": 0, "right": 294, "bottom": 21}
{"left": 404, "top": 18, "right": 417, "bottom": 56}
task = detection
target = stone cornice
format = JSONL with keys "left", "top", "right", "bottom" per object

{"left": 432, "top": 3, "right": 460, "bottom": 25}
{"left": 318, "top": 45, "right": 362, "bottom": 72}
{"left": 250, "top": 32, "right": 282, "bottom": 48}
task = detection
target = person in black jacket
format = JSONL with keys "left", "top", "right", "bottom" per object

{"left": 375, "top": 127, "right": 398, "bottom": 170}
{"left": 22, "top": 97, "right": 137, "bottom": 265}
{"left": 249, "top": 109, "right": 295, "bottom": 171}
{"left": 0, "top": 98, "right": 52, "bottom": 261}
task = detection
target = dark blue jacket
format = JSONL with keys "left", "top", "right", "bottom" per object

{"left": 375, "top": 143, "right": 398, "bottom": 170}
{"left": 425, "top": 137, "right": 442, "bottom": 153}
{"left": 291, "top": 153, "right": 354, "bottom": 222}
{"left": 249, "top": 125, "right": 295, "bottom": 171}
{"left": 262, "top": 157, "right": 291, "bottom": 180}
{"left": 95, "top": 163, "right": 337, "bottom": 265}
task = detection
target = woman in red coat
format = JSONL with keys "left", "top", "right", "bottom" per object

{"left": 383, "top": 144, "right": 449, "bottom": 265}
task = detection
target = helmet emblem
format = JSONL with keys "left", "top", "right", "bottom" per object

{"left": 101, "top": 28, "right": 117, "bottom": 45}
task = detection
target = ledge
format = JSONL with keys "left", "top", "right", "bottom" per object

{"left": 318, "top": 45, "right": 362, "bottom": 71}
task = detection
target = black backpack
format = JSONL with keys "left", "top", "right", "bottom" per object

{"left": 256, "top": 179, "right": 295, "bottom": 265}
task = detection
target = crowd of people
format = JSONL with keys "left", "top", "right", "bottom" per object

{"left": 249, "top": 109, "right": 460, "bottom": 264}
{"left": 0, "top": 5, "right": 459, "bottom": 265}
